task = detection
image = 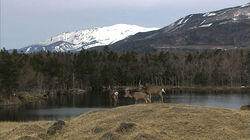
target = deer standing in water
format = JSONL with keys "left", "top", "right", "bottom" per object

{"left": 108, "top": 86, "right": 119, "bottom": 107}
{"left": 138, "top": 81, "right": 166, "bottom": 102}
{"left": 124, "top": 89, "right": 151, "bottom": 104}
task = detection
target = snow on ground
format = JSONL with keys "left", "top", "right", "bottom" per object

{"left": 241, "top": 3, "right": 250, "bottom": 8}
{"left": 177, "top": 18, "right": 185, "bottom": 25}
{"left": 23, "top": 24, "right": 159, "bottom": 53}
{"left": 41, "top": 24, "right": 158, "bottom": 49}
{"left": 183, "top": 15, "right": 193, "bottom": 24}
{"left": 200, "top": 20, "right": 206, "bottom": 25}
{"left": 200, "top": 23, "right": 213, "bottom": 28}
{"left": 203, "top": 12, "right": 216, "bottom": 17}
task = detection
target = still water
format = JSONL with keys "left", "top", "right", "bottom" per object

{"left": 166, "top": 92, "right": 250, "bottom": 109}
{"left": 0, "top": 90, "right": 249, "bottom": 121}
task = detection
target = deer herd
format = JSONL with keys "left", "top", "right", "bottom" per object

{"left": 108, "top": 82, "right": 167, "bottom": 107}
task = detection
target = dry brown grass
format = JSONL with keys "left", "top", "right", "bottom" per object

{"left": 0, "top": 104, "right": 249, "bottom": 140}
{"left": 0, "top": 121, "right": 52, "bottom": 140}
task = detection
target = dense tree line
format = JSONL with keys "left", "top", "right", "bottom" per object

{"left": 0, "top": 48, "right": 249, "bottom": 97}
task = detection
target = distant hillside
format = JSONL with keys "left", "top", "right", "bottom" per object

{"left": 102, "top": 3, "right": 250, "bottom": 52}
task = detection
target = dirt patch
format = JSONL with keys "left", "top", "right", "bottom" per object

{"left": 141, "top": 109, "right": 154, "bottom": 113}
{"left": 17, "top": 136, "right": 41, "bottom": 140}
{"left": 135, "top": 133, "right": 158, "bottom": 140}
{"left": 160, "top": 131, "right": 168, "bottom": 135}
{"left": 99, "top": 132, "right": 119, "bottom": 140}
{"left": 47, "top": 120, "right": 65, "bottom": 135}
{"left": 92, "top": 127, "right": 104, "bottom": 134}
{"left": 115, "top": 122, "right": 136, "bottom": 134}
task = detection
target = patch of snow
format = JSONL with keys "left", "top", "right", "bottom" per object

{"left": 234, "top": 11, "right": 241, "bottom": 17}
{"left": 232, "top": 18, "right": 238, "bottom": 21}
{"left": 200, "top": 23, "right": 213, "bottom": 28}
{"left": 200, "top": 20, "right": 206, "bottom": 25}
{"left": 55, "top": 46, "right": 60, "bottom": 52}
{"left": 241, "top": 3, "right": 250, "bottom": 8}
{"left": 26, "top": 47, "right": 31, "bottom": 53}
{"left": 177, "top": 18, "right": 185, "bottom": 25}
{"left": 183, "top": 15, "right": 193, "bottom": 24}
{"left": 203, "top": 12, "right": 216, "bottom": 17}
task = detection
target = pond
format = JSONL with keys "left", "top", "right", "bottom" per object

{"left": 0, "top": 90, "right": 249, "bottom": 121}
{"left": 166, "top": 91, "right": 250, "bottom": 109}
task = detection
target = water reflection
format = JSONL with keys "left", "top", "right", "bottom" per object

{"left": 0, "top": 107, "right": 106, "bottom": 121}
{"left": 166, "top": 92, "right": 250, "bottom": 109}
{"left": 0, "top": 92, "right": 109, "bottom": 121}
{"left": 0, "top": 90, "right": 249, "bottom": 121}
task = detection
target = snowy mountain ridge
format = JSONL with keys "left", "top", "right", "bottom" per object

{"left": 163, "top": 3, "right": 250, "bottom": 33}
{"left": 17, "top": 24, "right": 159, "bottom": 53}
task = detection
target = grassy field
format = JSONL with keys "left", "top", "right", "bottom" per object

{"left": 0, "top": 103, "right": 249, "bottom": 140}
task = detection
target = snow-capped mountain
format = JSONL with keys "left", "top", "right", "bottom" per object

{"left": 162, "top": 2, "right": 250, "bottom": 33}
{"left": 16, "top": 24, "right": 158, "bottom": 53}
{"left": 106, "top": 3, "right": 250, "bottom": 52}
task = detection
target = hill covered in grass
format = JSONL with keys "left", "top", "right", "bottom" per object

{"left": 0, "top": 103, "right": 249, "bottom": 140}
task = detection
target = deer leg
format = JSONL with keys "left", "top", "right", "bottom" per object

{"left": 159, "top": 94, "right": 163, "bottom": 103}
{"left": 110, "top": 98, "right": 112, "bottom": 107}
{"left": 148, "top": 94, "right": 152, "bottom": 102}
{"left": 113, "top": 98, "right": 116, "bottom": 107}
{"left": 144, "top": 98, "right": 148, "bottom": 104}
{"left": 116, "top": 99, "right": 119, "bottom": 107}
{"left": 147, "top": 98, "right": 151, "bottom": 103}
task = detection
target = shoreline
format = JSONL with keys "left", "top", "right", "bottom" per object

{"left": 0, "top": 89, "right": 88, "bottom": 107}
{"left": 0, "top": 103, "right": 249, "bottom": 140}
{"left": 0, "top": 86, "right": 249, "bottom": 107}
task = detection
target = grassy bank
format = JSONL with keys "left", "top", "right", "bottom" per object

{"left": 0, "top": 103, "right": 249, "bottom": 140}
{"left": 0, "top": 92, "right": 47, "bottom": 106}
{"left": 0, "top": 86, "right": 248, "bottom": 106}
{"left": 0, "top": 89, "right": 87, "bottom": 106}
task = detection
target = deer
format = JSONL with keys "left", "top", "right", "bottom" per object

{"left": 124, "top": 89, "right": 151, "bottom": 104}
{"left": 138, "top": 81, "right": 166, "bottom": 102}
{"left": 107, "top": 86, "right": 119, "bottom": 107}
{"left": 240, "top": 105, "right": 250, "bottom": 110}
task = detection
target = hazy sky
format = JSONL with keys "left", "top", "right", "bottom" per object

{"left": 1, "top": 0, "right": 249, "bottom": 49}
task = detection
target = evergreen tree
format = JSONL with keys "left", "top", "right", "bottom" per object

{"left": 0, "top": 49, "right": 19, "bottom": 96}
{"left": 247, "top": 51, "right": 250, "bottom": 86}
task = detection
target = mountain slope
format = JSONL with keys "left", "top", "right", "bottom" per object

{"left": 106, "top": 3, "right": 250, "bottom": 52}
{"left": 16, "top": 24, "right": 158, "bottom": 53}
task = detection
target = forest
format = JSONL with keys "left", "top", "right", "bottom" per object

{"left": 0, "top": 48, "right": 249, "bottom": 97}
